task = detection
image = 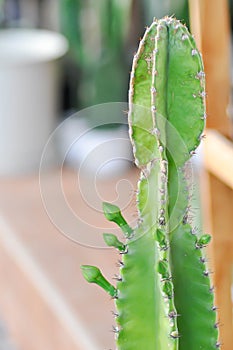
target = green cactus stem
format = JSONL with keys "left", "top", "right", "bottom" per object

{"left": 81, "top": 17, "right": 219, "bottom": 350}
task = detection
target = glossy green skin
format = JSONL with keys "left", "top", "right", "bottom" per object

{"left": 81, "top": 17, "right": 219, "bottom": 349}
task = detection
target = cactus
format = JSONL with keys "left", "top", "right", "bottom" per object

{"left": 81, "top": 17, "right": 220, "bottom": 349}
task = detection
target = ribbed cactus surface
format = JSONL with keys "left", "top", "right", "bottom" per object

{"left": 81, "top": 17, "right": 219, "bottom": 350}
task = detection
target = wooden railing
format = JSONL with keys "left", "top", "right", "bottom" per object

{"left": 190, "top": 1, "right": 233, "bottom": 349}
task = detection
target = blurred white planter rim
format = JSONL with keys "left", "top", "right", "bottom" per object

{"left": 0, "top": 29, "right": 68, "bottom": 66}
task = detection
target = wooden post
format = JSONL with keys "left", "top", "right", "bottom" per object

{"left": 189, "top": 0, "right": 232, "bottom": 136}
{"left": 189, "top": 1, "right": 233, "bottom": 349}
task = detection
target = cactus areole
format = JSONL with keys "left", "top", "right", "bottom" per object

{"left": 81, "top": 17, "right": 219, "bottom": 349}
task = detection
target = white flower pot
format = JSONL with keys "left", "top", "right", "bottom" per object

{"left": 0, "top": 29, "right": 68, "bottom": 176}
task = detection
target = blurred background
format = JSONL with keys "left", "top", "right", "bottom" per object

{"left": 0, "top": 0, "right": 189, "bottom": 109}
{"left": 0, "top": 0, "right": 193, "bottom": 177}
{"left": 0, "top": 1, "right": 232, "bottom": 350}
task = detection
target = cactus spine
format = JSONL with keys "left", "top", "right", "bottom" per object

{"left": 81, "top": 17, "right": 219, "bottom": 349}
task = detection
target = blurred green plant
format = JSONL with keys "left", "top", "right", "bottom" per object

{"left": 59, "top": 0, "right": 190, "bottom": 110}
{"left": 60, "top": 0, "right": 132, "bottom": 108}
{"left": 143, "top": 0, "right": 189, "bottom": 26}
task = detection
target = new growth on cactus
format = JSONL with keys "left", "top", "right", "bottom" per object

{"left": 81, "top": 17, "right": 220, "bottom": 349}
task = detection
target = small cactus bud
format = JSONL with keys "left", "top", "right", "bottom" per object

{"left": 81, "top": 265, "right": 117, "bottom": 297}
{"left": 163, "top": 281, "right": 173, "bottom": 299}
{"left": 157, "top": 260, "right": 170, "bottom": 279}
{"left": 197, "top": 234, "right": 212, "bottom": 248}
{"left": 103, "top": 233, "right": 126, "bottom": 252}
{"left": 102, "top": 202, "right": 133, "bottom": 238}
{"left": 155, "top": 229, "right": 167, "bottom": 248}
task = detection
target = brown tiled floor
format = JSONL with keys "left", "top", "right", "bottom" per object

{"left": 0, "top": 167, "right": 138, "bottom": 350}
